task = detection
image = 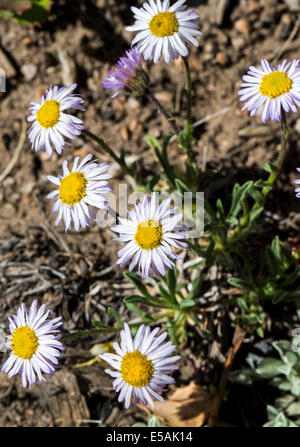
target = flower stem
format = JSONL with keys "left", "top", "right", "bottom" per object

{"left": 83, "top": 129, "right": 146, "bottom": 186}
{"left": 262, "top": 109, "right": 289, "bottom": 196}
{"left": 181, "top": 56, "right": 195, "bottom": 166}
{"left": 145, "top": 89, "right": 179, "bottom": 134}
{"left": 182, "top": 56, "right": 192, "bottom": 127}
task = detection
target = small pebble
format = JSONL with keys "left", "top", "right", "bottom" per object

{"left": 216, "top": 52, "right": 228, "bottom": 66}
{"left": 121, "top": 126, "right": 129, "bottom": 141}
{"left": 234, "top": 18, "right": 250, "bottom": 35}
{"left": 127, "top": 97, "right": 140, "bottom": 110}
{"left": 21, "top": 63, "right": 37, "bottom": 81}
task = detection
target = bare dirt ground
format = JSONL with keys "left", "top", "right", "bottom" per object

{"left": 0, "top": 0, "right": 300, "bottom": 427}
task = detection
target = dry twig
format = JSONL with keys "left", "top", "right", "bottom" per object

{"left": 207, "top": 326, "right": 247, "bottom": 427}
{"left": 0, "top": 118, "right": 27, "bottom": 183}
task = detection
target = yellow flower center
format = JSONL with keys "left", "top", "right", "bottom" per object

{"left": 149, "top": 12, "right": 178, "bottom": 37}
{"left": 36, "top": 100, "right": 60, "bottom": 128}
{"left": 59, "top": 172, "right": 87, "bottom": 206}
{"left": 10, "top": 326, "right": 38, "bottom": 360}
{"left": 259, "top": 71, "right": 292, "bottom": 99}
{"left": 135, "top": 219, "right": 163, "bottom": 250}
{"left": 121, "top": 350, "right": 154, "bottom": 387}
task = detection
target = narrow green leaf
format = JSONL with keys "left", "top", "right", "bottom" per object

{"left": 237, "top": 297, "right": 249, "bottom": 311}
{"left": 229, "top": 181, "right": 253, "bottom": 218}
{"left": 124, "top": 294, "right": 170, "bottom": 309}
{"left": 249, "top": 206, "right": 264, "bottom": 223}
{"left": 216, "top": 199, "right": 225, "bottom": 222}
{"left": 92, "top": 320, "right": 108, "bottom": 329}
{"left": 108, "top": 307, "right": 122, "bottom": 326}
{"left": 179, "top": 299, "right": 195, "bottom": 309}
{"left": 175, "top": 178, "right": 192, "bottom": 196}
{"left": 125, "top": 303, "right": 155, "bottom": 322}
{"left": 228, "top": 277, "right": 253, "bottom": 291}
{"left": 124, "top": 271, "right": 152, "bottom": 300}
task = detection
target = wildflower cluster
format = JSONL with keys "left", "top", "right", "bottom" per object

{"left": 2, "top": 0, "right": 300, "bottom": 418}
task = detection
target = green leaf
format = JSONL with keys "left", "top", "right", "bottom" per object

{"left": 175, "top": 178, "right": 192, "bottom": 196}
{"left": 148, "top": 415, "right": 162, "bottom": 427}
{"left": 166, "top": 268, "right": 177, "bottom": 304}
{"left": 107, "top": 307, "right": 122, "bottom": 326}
{"left": 226, "top": 216, "right": 239, "bottom": 226}
{"left": 271, "top": 236, "right": 282, "bottom": 262}
{"left": 237, "top": 297, "right": 249, "bottom": 311}
{"left": 205, "top": 240, "right": 215, "bottom": 268}
{"left": 158, "top": 283, "right": 177, "bottom": 308}
{"left": 187, "top": 275, "right": 202, "bottom": 300}
{"left": 227, "top": 277, "right": 253, "bottom": 291}
{"left": 256, "top": 358, "right": 287, "bottom": 378}
{"left": 229, "top": 181, "right": 253, "bottom": 218}
{"left": 92, "top": 320, "right": 108, "bottom": 329}
{"left": 179, "top": 299, "right": 195, "bottom": 309}
{"left": 286, "top": 401, "right": 300, "bottom": 417}
{"left": 216, "top": 199, "right": 225, "bottom": 222}
{"left": 249, "top": 206, "right": 264, "bottom": 224}
{"left": 144, "top": 135, "right": 161, "bottom": 151}
{"left": 125, "top": 303, "right": 155, "bottom": 322}
{"left": 290, "top": 376, "right": 300, "bottom": 397}
{"left": 256, "top": 327, "right": 264, "bottom": 338}
{"left": 124, "top": 294, "right": 169, "bottom": 309}
{"left": 272, "top": 340, "right": 293, "bottom": 362}
{"left": 263, "top": 162, "right": 276, "bottom": 175}
{"left": 264, "top": 408, "right": 299, "bottom": 427}
{"left": 265, "top": 246, "right": 281, "bottom": 275}
{"left": 162, "top": 131, "right": 175, "bottom": 159}
{"left": 249, "top": 186, "right": 264, "bottom": 204}
{"left": 124, "top": 271, "right": 152, "bottom": 300}
{"left": 165, "top": 320, "right": 179, "bottom": 346}
{"left": 145, "top": 134, "right": 175, "bottom": 186}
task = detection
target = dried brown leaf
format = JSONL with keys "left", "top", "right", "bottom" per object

{"left": 138, "top": 382, "right": 212, "bottom": 427}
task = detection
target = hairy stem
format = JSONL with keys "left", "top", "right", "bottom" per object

{"left": 83, "top": 129, "right": 146, "bottom": 186}
{"left": 262, "top": 109, "right": 289, "bottom": 196}
{"left": 182, "top": 56, "right": 192, "bottom": 127}
{"left": 181, "top": 56, "right": 195, "bottom": 167}
{"left": 145, "top": 89, "right": 179, "bottom": 134}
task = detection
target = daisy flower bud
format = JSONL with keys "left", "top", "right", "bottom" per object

{"left": 111, "top": 193, "right": 188, "bottom": 278}
{"left": 100, "top": 323, "right": 180, "bottom": 409}
{"left": 103, "top": 47, "right": 150, "bottom": 98}
{"left": 1, "top": 300, "right": 64, "bottom": 388}
{"left": 27, "top": 83, "right": 85, "bottom": 157}
{"left": 47, "top": 154, "right": 113, "bottom": 232}
{"left": 239, "top": 59, "right": 300, "bottom": 123}
{"left": 125, "top": 0, "right": 202, "bottom": 64}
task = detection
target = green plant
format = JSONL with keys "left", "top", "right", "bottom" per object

{"left": 230, "top": 339, "right": 300, "bottom": 427}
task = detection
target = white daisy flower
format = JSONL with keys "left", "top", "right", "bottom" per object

{"left": 111, "top": 193, "right": 187, "bottom": 278}
{"left": 1, "top": 300, "right": 64, "bottom": 388}
{"left": 239, "top": 58, "right": 300, "bottom": 123}
{"left": 125, "top": 0, "right": 202, "bottom": 64}
{"left": 47, "top": 154, "right": 113, "bottom": 232}
{"left": 100, "top": 323, "right": 180, "bottom": 409}
{"left": 27, "top": 83, "right": 85, "bottom": 157}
